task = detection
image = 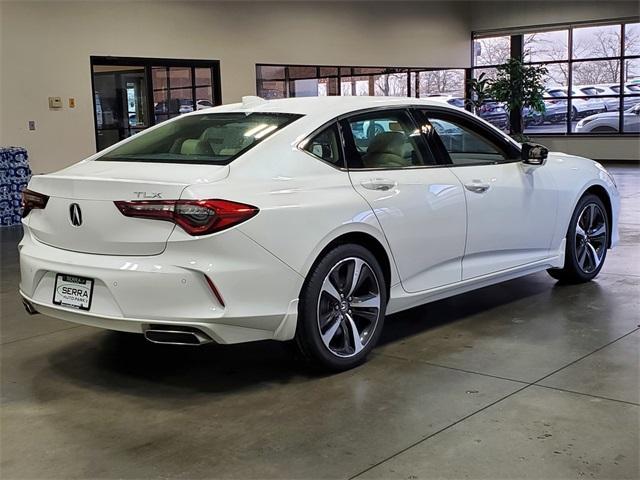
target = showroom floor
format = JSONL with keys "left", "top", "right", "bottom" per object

{"left": 1, "top": 164, "right": 638, "bottom": 479}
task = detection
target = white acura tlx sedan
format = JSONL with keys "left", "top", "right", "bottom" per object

{"left": 19, "top": 96, "right": 619, "bottom": 370}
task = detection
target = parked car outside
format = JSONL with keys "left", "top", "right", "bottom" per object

{"left": 524, "top": 102, "right": 568, "bottom": 126}
{"left": 575, "top": 85, "right": 620, "bottom": 112}
{"left": 546, "top": 88, "right": 606, "bottom": 119}
{"left": 427, "top": 95, "right": 509, "bottom": 130}
{"left": 196, "top": 99, "right": 214, "bottom": 110}
{"left": 575, "top": 102, "right": 640, "bottom": 133}
{"left": 155, "top": 99, "right": 195, "bottom": 115}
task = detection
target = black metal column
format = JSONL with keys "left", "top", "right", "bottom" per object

{"left": 510, "top": 34, "right": 524, "bottom": 135}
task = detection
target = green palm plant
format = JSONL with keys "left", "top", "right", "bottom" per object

{"left": 487, "top": 58, "right": 548, "bottom": 136}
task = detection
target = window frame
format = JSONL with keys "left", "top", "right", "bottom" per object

{"left": 416, "top": 107, "right": 522, "bottom": 166}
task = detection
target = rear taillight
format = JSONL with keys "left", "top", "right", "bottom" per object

{"left": 113, "top": 199, "right": 259, "bottom": 236}
{"left": 21, "top": 189, "right": 49, "bottom": 217}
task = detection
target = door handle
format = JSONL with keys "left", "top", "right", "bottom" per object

{"left": 464, "top": 182, "right": 491, "bottom": 194}
{"left": 361, "top": 179, "right": 397, "bottom": 191}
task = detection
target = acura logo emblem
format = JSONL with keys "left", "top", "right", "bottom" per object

{"left": 69, "top": 203, "right": 82, "bottom": 227}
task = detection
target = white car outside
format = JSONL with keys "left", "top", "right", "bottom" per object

{"left": 546, "top": 87, "right": 606, "bottom": 118}
{"left": 576, "top": 85, "right": 621, "bottom": 112}
{"left": 576, "top": 103, "right": 640, "bottom": 133}
{"left": 19, "top": 96, "right": 620, "bottom": 370}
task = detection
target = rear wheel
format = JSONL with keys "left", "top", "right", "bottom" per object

{"left": 294, "top": 244, "right": 387, "bottom": 371}
{"left": 548, "top": 194, "right": 609, "bottom": 283}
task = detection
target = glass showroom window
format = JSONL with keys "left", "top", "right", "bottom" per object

{"left": 471, "top": 36, "right": 512, "bottom": 133}
{"left": 473, "top": 20, "right": 640, "bottom": 135}
{"left": 256, "top": 64, "right": 464, "bottom": 100}
{"left": 413, "top": 69, "right": 465, "bottom": 98}
{"left": 473, "top": 35, "right": 511, "bottom": 67}
{"left": 523, "top": 29, "right": 570, "bottom": 134}
{"left": 256, "top": 65, "right": 342, "bottom": 98}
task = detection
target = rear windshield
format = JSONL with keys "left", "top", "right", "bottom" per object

{"left": 98, "top": 112, "right": 302, "bottom": 165}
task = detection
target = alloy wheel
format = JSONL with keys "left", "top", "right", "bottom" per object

{"left": 316, "top": 257, "right": 381, "bottom": 358}
{"left": 575, "top": 203, "right": 607, "bottom": 274}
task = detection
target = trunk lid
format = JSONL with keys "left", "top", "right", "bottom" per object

{"left": 27, "top": 161, "right": 229, "bottom": 255}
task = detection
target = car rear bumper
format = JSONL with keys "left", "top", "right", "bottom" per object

{"left": 18, "top": 226, "right": 303, "bottom": 344}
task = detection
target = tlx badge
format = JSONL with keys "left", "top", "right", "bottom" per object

{"left": 134, "top": 192, "right": 162, "bottom": 199}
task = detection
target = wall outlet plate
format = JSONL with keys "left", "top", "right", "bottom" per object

{"left": 48, "top": 96, "right": 62, "bottom": 109}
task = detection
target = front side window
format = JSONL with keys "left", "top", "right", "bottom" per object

{"left": 303, "top": 123, "right": 343, "bottom": 167}
{"left": 343, "top": 110, "right": 434, "bottom": 169}
{"left": 426, "top": 115, "right": 510, "bottom": 166}
{"left": 98, "top": 112, "right": 301, "bottom": 165}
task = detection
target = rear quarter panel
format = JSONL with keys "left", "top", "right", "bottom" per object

{"left": 181, "top": 134, "right": 400, "bottom": 286}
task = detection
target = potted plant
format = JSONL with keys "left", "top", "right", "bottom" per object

{"left": 488, "top": 58, "right": 548, "bottom": 139}
{"left": 467, "top": 59, "right": 548, "bottom": 142}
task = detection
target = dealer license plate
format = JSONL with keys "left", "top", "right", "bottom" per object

{"left": 53, "top": 274, "right": 94, "bottom": 310}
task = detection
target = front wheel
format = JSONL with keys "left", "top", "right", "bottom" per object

{"left": 548, "top": 194, "right": 609, "bottom": 283}
{"left": 294, "top": 244, "right": 387, "bottom": 371}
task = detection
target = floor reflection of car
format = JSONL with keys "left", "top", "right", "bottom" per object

{"left": 575, "top": 103, "right": 640, "bottom": 133}
{"left": 546, "top": 88, "right": 606, "bottom": 119}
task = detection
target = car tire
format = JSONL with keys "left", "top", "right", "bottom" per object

{"left": 547, "top": 194, "right": 609, "bottom": 284}
{"left": 294, "top": 244, "right": 387, "bottom": 371}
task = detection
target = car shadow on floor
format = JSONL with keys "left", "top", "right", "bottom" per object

{"left": 38, "top": 272, "right": 572, "bottom": 398}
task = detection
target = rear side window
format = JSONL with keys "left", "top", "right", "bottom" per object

{"left": 342, "top": 110, "right": 435, "bottom": 169}
{"left": 303, "top": 123, "right": 343, "bottom": 167}
{"left": 98, "top": 112, "right": 301, "bottom": 165}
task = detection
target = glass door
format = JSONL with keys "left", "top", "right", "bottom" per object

{"left": 93, "top": 65, "right": 148, "bottom": 151}
{"left": 91, "top": 57, "right": 221, "bottom": 151}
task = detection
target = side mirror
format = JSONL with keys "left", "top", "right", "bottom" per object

{"left": 521, "top": 142, "right": 548, "bottom": 165}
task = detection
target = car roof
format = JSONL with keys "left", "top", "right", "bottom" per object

{"left": 195, "top": 96, "right": 456, "bottom": 118}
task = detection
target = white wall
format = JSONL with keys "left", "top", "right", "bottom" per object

{"left": 0, "top": 0, "right": 471, "bottom": 173}
{"left": 469, "top": 0, "right": 639, "bottom": 32}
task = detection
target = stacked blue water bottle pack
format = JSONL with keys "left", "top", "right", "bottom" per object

{"left": 0, "top": 147, "right": 31, "bottom": 227}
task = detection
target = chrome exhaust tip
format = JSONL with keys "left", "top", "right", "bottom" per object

{"left": 22, "top": 299, "right": 39, "bottom": 315}
{"left": 143, "top": 326, "right": 212, "bottom": 346}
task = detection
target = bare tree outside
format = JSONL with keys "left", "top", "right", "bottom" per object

{"left": 477, "top": 26, "right": 640, "bottom": 89}
{"left": 473, "top": 35, "right": 510, "bottom": 67}
{"left": 374, "top": 73, "right": 407, "bottom": 96}
{"left": 418, "top": 70, "right": 465, "bottom": 96}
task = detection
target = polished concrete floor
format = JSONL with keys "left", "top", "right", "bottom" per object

{"left": 1, "top": 164, "right": 638, "bottom": 479}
